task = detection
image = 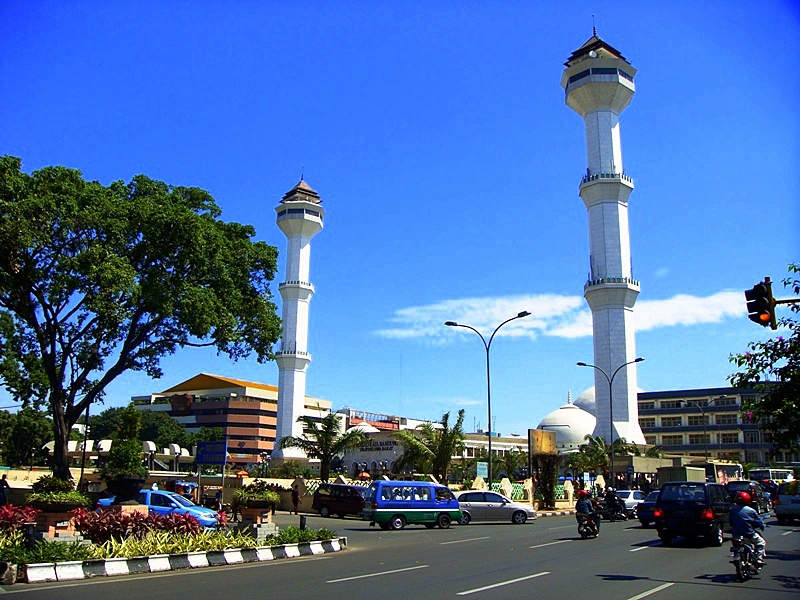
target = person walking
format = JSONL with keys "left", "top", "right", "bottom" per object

{"left": 0, "top": 474, "right": 10, "bottom": 505}
{"left": 291, "top": 484, "right": 301, "bottom": 515}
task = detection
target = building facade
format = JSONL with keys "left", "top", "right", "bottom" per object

{"left": 132, "top": 373, "right": 331, "bottom": 466}
{"left": 638, "top": 387, "right": 798, "bottom": 465}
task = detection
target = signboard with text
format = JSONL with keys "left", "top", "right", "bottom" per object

{"left": 196, "top": 441, "right": 228, "bottom": 465}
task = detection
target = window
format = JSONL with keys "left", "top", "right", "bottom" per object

{"left": 644, "top": 436, "right": 657, "bottom": 445}
{"left": 435, "top": 487, "right": 455, "bottom": 501}
{"left": 745, "top": 431, "right": 761, "bottom": 444}
{"left": 661, "top": 435, "right": 683, "bottom": 445}
{"left": 715, "top": 414, "right": 738, "bottom": 425}
{"left": 660, "top": 401, "right": 682, "bottom": 409}
{"left": 715, "top": 397, "right": 738, "bottom": 407}
{"left": 639, "top": 418, "right": 656, "bottom": 428}
{"left": 688, "top": 415, "right": 708, "bottom": 427}
{"left": 639, "top": 402, "right": 655, "bottom": 410}
{"left": 661, "top": 416, "right": 682, "bottom": 427}
{"left": 688, "top": 434, "right": 709, "bottom": 445}
{"left": 720, "top": 433, "right": 739, "bottom": 444}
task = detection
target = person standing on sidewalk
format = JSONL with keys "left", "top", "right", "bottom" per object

{"left": 291, "top": 484, "right": 300, "bottom": 515}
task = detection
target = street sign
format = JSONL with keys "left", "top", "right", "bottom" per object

{"left": 627, "top": 465, "right": 635, "bottom": 476}
{"left": 196, "top": 441, "right": 228, "bottom": 465}
{"left": 476, "top": 462, "right": 488, "bottom": 479}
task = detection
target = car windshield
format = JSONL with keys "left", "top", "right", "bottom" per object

{"left": 168, "top": 493, "right": 195, "bottom": 508}
{"left": 646, "top": 491, "right": 659, "bottom": 501}
{"left": 660, "top": 484, "right": 706, "bottom": 501}
{"left": 617, "top": 491, "right": 631, "bottom": 498}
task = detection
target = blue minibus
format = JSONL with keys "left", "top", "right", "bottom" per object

{"left": 361, "top": 480, "right": 462, "bottom": 530}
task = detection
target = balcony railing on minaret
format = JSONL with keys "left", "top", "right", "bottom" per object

{"left": 584, "top": 276, "right": 640, "bottom": 292}
{"left": 580, "top": 171, "right": 634, "bottom": 185}
{"left": 275, "top": 342, "right": 311, "bottom": 358}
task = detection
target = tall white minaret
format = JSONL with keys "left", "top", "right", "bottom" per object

{"left": 561, "top": 33, "right": 646, "bottom": 445}
{"left": 272, "top": 180, "right": 325, "bottom": 458}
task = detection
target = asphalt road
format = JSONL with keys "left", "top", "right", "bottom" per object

{"left": 4, "top": 512, "right": 799, "bottom": 599}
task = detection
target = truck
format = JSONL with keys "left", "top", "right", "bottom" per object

{"left": 657, "top": 466, "right": 706, "bottom": 484}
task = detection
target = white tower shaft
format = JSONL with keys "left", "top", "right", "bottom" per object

{"left": 273, "top": 181, "right": 325, "bottom": 458}
{"left": 562, "top": 36, "right": 646, "bottom": 446}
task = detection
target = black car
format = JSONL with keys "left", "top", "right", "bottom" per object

{"left": 726, "top": 480, "right": 771, "bottom": 515}
{"left": 635, "top": 490, "right": 660, "bottom": 527}
{"left": 311, "top": 483, "right": 366, "bottom": 518}
{"left": 653, "top": 481, "right": 732, "bottom": 546}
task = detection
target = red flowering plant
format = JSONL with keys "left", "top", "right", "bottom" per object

{"left": 71, "top": 507, "right": 151, "bottom": 544}
{"left": 0, "top": 505, "right": 40, "bottom": 532}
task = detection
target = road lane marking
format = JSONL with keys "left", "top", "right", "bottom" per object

{"left": 457, "top": 571, "right": 550, "bottom": 595}
{"left": 547, "top": 525, "right": 575, "bottom": 530}
{"left": 326, "top": 565, "right": 429, "bottom": 583}
{"left": 529, "top": 540, "right": 571, "bottom": 549}
{"left": 629, "top": 546, "right": 649, "bottom": 552}
{"left": 441, "top": 536, "right": 491, "bottom": 545}
{"left": 626, "top": 582, "right": 674, "bottom": 600}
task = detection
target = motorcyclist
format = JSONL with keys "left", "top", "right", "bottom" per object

{"left": 575, "top": 489, "right": 600, "bottom": 534}
{"left": 604, "top": 487, "right": 624, "bottom": 519}
{"left": 730, "top": 491, "right": 766, "bottom": 565}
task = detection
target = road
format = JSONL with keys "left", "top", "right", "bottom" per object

{"left": 3, "top": 513, "right": 799, "bottom": 599}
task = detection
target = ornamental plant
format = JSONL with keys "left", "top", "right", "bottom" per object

{"left": 231, "top": 479, "right": 280, "bottom": 509}
{"left": 98, "top": 405, "right": 149, "bottom": 483}
{"left": 0, "top": 505, "right": 40, "bottom": 532}
{"left": 71, "top": 507, "right": 206, "bottom": 544}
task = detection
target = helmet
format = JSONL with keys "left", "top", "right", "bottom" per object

{"left": 578, "top": 490, "right": 590, "bottom": 498}
{"left": 606, "top": 487, "right": 614, "bottom": 492}
{"left": 736, "top": 491, "right": 751, "bottom": 505}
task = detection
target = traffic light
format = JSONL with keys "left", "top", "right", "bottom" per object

{"left": 744, "top": 279, "right": 777, "bottom": 329}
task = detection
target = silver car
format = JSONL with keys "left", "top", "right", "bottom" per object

{"left": 774, "top": 480, "right": 800, "bottom": 525}
{"left": 615, "top": 489, "right": 648, "bottom": 517}
{"left": 455, "top": 490, "right": 537, "bottom": 525}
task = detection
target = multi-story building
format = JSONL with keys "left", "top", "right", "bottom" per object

{"left": 132, "top": 373, "right": 331, "bottom": 467}
{"left": 638, "top": 387, "right": 798, "bottom": 465}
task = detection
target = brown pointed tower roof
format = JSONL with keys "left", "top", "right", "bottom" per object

{"left": 281, "top": 179, "right": 322, "bottom": 204}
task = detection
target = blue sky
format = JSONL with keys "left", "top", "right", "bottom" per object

{"left": 1, "top": 1, "right": 797, "bottom": 437}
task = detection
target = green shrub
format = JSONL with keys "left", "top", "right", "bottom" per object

{"left": 31, "top": 475, "right": 75, "bottom": 494}
{"left": 263, "top": 526, "right": 337, "bottom": 545}
{"left": 25, "top": 490, "right": 92, "bottom": 507}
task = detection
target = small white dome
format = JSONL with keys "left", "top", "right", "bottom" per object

{"left": 574, "top": 387, "right": 596, "bottom": 416}
{"left": 347, "top": 422, "right": 380, "bottom": 434}
{"left": 537, "top": 398, "right": 596, "bottom": 446}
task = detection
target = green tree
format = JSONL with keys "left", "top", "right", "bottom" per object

{"left": 278, "top": 413, "right": 367, "bottom": 481}
{"left": 0, "top": 156, "right": 282, "bottom": 479}
{"left": 139, "top": 410, "right": 190, "bottom": 450}
{"left": 730, "top": 263, "right": 800, "bottom": 454}
{"left": 1, "top": 407, "right": 53, "bottom": 467}
{"left": 392, "top": 409, "right": 466, "bottom": 483}
{"left": 495, "top": 448, "right": 528, "bottom": 480}
{"left": 88, "top": 407, "right": 124, "bottom": 441}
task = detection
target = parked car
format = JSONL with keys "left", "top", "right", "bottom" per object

{"left": 726, "top": 480, "right": 771, "bottom": 514}
{"left": 774, "top": 480, "right": 800, "bottom": 525}
{"left": 615, "top": 489, "right": 648, "bottom": 517}
{"left": 635, "top": 490, "right": 661, "bottom": 527}
{"left": 97, "top": 489, "right": 222, "bottom": 528}
{"left": 653, "top": 481, "right": 732, "bottom": 546}
{"left": 312, "top": 483, "right": 366, "bottom": 518}
{"left": 454, "top": 491, "right": 537, "bottom": 525}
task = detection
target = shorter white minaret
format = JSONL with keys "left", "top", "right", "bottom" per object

{"left": 272, "top": 180, "right": 325, "bottom": 458}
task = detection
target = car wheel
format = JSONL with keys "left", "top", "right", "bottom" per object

{"left": 512, "top": 510, "right": 527, "bottom": 525}
{"left": 437, "top": 513, "right": 452, "bottom": 529}
{"left": 319, "top": 506, "right": 330, "bottom": 518}
{"left": 710, "top": 523, "right": 724, "bottom": 547}
{"left": 659, "top": 534, "right": 672, "bottom": 546}
{"left": 389, "top": 515, "right": 405, "bottom": 530}
{"left": 458, "top": 512, "right": 471, "bottom": 525}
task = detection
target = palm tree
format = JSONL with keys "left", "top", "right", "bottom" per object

{"left": 495, "top": 448, "right": 528, "bottom": 480}
{"left": 393, "top": 409, "right": 466, "bottom": 483}
{"left": 278, "top": 413, "right": 367, "bottom": 481}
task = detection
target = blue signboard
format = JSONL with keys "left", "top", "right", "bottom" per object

{"left": 196, "top": 441, "right": 228, "bottom": 465}
{"left": 476, "top": 461, "right": 488, "bottom": 479}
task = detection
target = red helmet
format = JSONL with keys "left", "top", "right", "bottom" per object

{"left": 578, "top": 490, "right": 590, "bottom": 498}
{"left": 736, "top": 491, "right": 751, "bottom": 505}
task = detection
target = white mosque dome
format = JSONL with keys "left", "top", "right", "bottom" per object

{"left": 537, "top": 396, "right": 596, "bottom": 446}
{"left": 574, "top": 387, "right": 596, "bottom": 416}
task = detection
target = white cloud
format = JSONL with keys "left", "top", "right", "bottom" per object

{"left": 374, "top": 290, "right": 744, "bottom": 341}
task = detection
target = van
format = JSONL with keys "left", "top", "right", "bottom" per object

{"left": 653, "top": 481, "right": 732, "bottom": 546}
{"left": 361, "top": 480, "right": 462, "bottom": 530}
{"left": 312, "top": 483, "right": 365, "bottom": 518}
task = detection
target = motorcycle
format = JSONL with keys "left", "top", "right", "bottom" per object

{"left": 730, "top": 536, "right": 761, "bottom": 582}
{"left": 598, "top": 499, "right": 628, "bottom": 522}
{"left": 577, "top": 514, "right": 599, "bottom": 539}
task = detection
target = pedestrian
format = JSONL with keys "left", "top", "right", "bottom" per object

{"left": 0, "top": 474, "right": 10, "bottom": 505}
{"left": 291, "top": 484, "right": 300, "bottom": 515}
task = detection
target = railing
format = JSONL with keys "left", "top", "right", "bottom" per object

{"left": 580, "top": 171, "right": 634, "bottom": 185}
{"left": 585, "top": 276, "right": 640, "bottom": 288}
{"left": 279, "top": 280, "right": 314, "bottom": 289}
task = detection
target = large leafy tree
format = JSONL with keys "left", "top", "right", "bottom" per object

{"left": 0, "top": 156, "right": 282, "bottom": 479}
{"left": 730, "top": 263, "right": 800, "bottom": 453}
{"left": 278, "top": 413, "right": 367, "bottom": 481}
{"left": 393, "top": 409, "right": 466, "bottom": 483}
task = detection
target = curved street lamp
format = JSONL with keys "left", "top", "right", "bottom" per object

{"left": 577, "top": 357, "right": 644, "bottom": 488}
{"left": 445, "top": 311, "right": 531, "bottom": 487}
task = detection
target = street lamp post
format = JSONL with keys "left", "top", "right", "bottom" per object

{"left": 684, "top": 400, "right": 713, "bottom": 461}
{"left": 577, "top": 357, "right": 644, "bottom": 489}
{"left": 445, "top": 311, "right": 531, "bottom": 487}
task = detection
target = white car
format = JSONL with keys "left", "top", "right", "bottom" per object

{"left": 454, "top": 490, "right": 537, "bottom": 525}
{"left": 615, "top": 490, "right": 648, "bottom": 517}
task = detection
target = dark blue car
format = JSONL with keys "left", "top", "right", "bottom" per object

{"left": 97, "top": 489, "right": 221, "bottom": 528}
